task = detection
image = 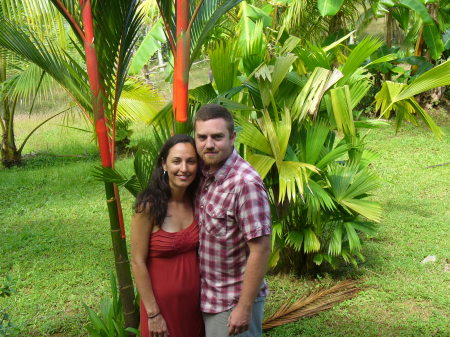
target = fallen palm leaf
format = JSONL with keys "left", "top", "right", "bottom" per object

{"left": 263, "top": 279, "right": 362, "bottom": 330}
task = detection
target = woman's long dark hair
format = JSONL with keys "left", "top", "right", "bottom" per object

{"left": 134, "top": 134, "right": 200, "bottom": 227}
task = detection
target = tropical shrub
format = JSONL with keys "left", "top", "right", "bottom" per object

{"left": 84, "top": 274, "right": 139, "bottom": 337}
{"left": 188, "top": 4, "right": 446, "bottom": 272}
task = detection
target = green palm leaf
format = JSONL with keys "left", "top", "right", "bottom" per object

{"left": 271, "top": 54, "right": 298, "bottom": 96}
{"left": 327, "top": 164, "right": 382, "bottom": 222}
{"left": 339, "top": 36, "right": 383, "bottom": 85}
{"left": 303, "top": 227, "right": 321, "bottom": 253}
{"left": 279, "top": 161, "right": 319, "bottom": 203}
{"left": 317, "top": 0, "right": 344, "bottom": 17}
{"left": 285, "top": 230, "right": 303, "bottom": 252}
{"left": 344, "top": 222, "right": 361, "bottom": 253}
{"left": 396, "top": 60, "right": 450, "bottom": 100}
{"left": 235, "top": 116, "right": 272, "bottom": 155}
{"left": 117, "top": 80, "right": 164, "bottom": 122}
{"left": 292, "top": 67, "right": 342, "bottom": 121}
{"left": 328, "top": 222, "right": 343, "bottom": 256}
{"left": 247, "top": 154, "right": 276, "bottom": 180}
{"left": 209, "top": 40, "right": 239, "bottom": 94}
{"left": 189, "top": 0, "right": 243, "bottom": 65}
{"left": 128, "top": 19, "right": 165, "bottom": 75}
{"left": 423, "top": 23, "right": 445, "bottom": 60}
{"left": 305, "top": 179, "right": 336, "bottom": 212}
{"left": 328, "top": 85, "right": 356, "bottom": 139}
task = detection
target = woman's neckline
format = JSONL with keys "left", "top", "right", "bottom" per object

{"left": 155, "top": 219, "right": 195, "bottom": 234}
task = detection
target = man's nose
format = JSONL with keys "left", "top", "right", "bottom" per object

{"left": 205, "top": 137, "right": 214, "bottom": 149}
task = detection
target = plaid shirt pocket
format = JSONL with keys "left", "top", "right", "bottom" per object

{"left": 205, "top": 204, "right": 235, "bottom": 239}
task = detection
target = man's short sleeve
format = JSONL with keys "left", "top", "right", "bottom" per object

{"left": 236, "top": 179, "right": 272, "bottom": 241}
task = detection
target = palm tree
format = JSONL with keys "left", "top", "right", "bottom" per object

{"left": 155, "top": 0, "right": 243, "bottom": 132}
{"left": 0, "top": 0, "right": 164, "bottom": 330}
{"left": 0, "top": 1, "right": 69, "bottom": 167}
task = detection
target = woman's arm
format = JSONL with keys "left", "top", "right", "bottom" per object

{"left": 130, "top": 208, "right": 168, "bottom": 336}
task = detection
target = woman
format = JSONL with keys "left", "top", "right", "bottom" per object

{"left": 131, "top": 134, "right": 204, "bottom": 337}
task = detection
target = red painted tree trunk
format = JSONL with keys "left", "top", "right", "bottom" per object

{"left": 173, "top": 0, "right": 190, "bottom": 127}
{"left": 79, "top": 0, "right": 138, "bottom": 332}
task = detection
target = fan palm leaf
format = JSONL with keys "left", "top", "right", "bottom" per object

{"left": 374, "top": 61, "right": 449, "bottom": 139}
{"left": 292, "top": 67, "right": 343, "bottom": 121}
{"left": 327, "top": 163, "right": 382, "bottom": 222}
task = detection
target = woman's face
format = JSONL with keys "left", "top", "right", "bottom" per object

{"left": 162, "top": 142, "right": 198, "bottom": 191}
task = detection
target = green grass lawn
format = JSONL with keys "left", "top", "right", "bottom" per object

{"left": 1, "top": 104, "right": 449, "bottom": 336}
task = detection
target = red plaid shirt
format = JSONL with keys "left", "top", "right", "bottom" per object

{"left": 195, "top": 149, "right": 272, "bottom": 313}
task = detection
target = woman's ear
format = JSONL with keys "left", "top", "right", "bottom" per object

{"left": 162, "top": 162, "right": 167, "bottom": 172}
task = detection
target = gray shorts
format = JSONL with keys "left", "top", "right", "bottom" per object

{"left": 202, "top": 296, "right": 265, "bottom": 337}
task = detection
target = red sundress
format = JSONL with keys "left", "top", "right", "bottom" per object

{"left": 140, "top": 221, "right": 205, "bottom": 337}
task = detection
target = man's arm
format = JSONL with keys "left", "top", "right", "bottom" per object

{"left": 227, "top": 235, "right": 271, "bottom": 336}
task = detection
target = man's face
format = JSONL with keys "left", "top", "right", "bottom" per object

{"left": 195, "top": 118, "right": 236, "bottom": 172}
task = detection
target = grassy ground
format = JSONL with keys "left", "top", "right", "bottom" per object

{"left": 0, "top": 101, "right": 449, "bottom": 336}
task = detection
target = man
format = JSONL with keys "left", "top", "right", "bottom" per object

{"left": 194, "top": 104, "right": 272, "bottom": 337}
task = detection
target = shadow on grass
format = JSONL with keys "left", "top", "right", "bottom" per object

{"left": 21, "top": 151, "right": 100, "bottom": 169}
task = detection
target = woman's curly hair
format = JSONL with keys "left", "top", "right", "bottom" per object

{"left": 134, "top": 134, "right": 200, "bottom": 227}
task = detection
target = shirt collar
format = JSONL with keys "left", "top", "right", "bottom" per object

{"left": 202, "top": 148, "right": 238, "bottom": 184}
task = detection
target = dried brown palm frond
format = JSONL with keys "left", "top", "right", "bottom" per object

{"left": 263, "top": 279, "right": 362, "bottom": 330}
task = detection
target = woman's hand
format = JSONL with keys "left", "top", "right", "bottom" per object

{"left": 148, "top": 313, "right": 169, "bottom": 337}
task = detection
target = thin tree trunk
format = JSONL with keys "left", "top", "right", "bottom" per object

{"left": 385, "top": 12, "right": 393, "bottom": 81}
{"left": 1, "top": 97, "right": 21, "bottom": 168}
{"left": 411, "top": 26, "right": 425, "bottom": 75}
{"left": 173, "top": 0, "right": 190, "bottom": 133}
{"left": 157, "top": 49, "right": 164, "bottom": 72}
{"left": 80, "top": 0, "right": 138, "bottom": 332}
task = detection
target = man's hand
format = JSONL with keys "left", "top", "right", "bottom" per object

{"left": 227, "top": 304, "right": 252, "bottom": 336}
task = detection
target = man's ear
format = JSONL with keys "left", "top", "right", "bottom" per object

{"left": 230, "top": 130, "right": 236, "bottom": 142}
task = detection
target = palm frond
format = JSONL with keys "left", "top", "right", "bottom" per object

{"left": 262, "top": 280, "right": 362, "bottom": 330}
{"left": 303, "top": 227, "right": 321, "bottom": 253}
{"left": 338, "top": 36, "right": 383, "bottom": 85}
{"left": 235, "top": 116, "right": 272, "bottom": 155}
{"left": 396, "top": 60, "right": 450, "bottom": 100}
{"left": 189, "top": 0, "right": 243, "bottom": 65}
{"left": 247, "top": 154, "right": 276, "bottom": 180}
{"left": 292, "top": 67, "right": 342, "bottom": 121}
{"left": 278, "top": 161, "right": 319, "bottom": 203}
{"left": 209, "top": 39, "right": 239, "bottom": 94}
{"left": 117, "top": 80, "right": 165, "bottom": 123}
{"left": 327, "top": 163, "right": 382, "bottom": 222}
{"left": 327, "top": 85, "right": 356, "bottom": 140}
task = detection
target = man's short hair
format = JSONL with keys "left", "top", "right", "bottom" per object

{"left": 194, "top": 104, "right": 234, "bottom": 136}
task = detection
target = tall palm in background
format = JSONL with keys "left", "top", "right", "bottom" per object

{"left": 0, "top": 1, "right": 70, "bottom": 167}
{"left": 155, "top": 0, "right": 243, "bottom": 132}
